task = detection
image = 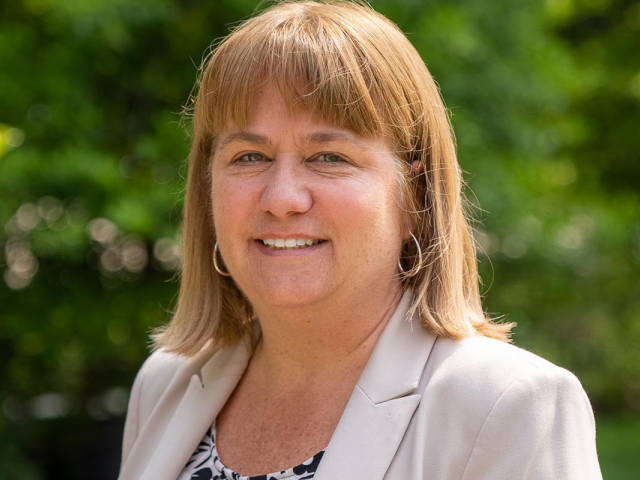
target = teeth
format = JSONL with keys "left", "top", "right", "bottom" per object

{"left": 261, "top": 238, "right": 323, "bottom": 249}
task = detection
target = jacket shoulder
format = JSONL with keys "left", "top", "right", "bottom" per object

{"left": 415, "top": 335, "right": 600, "bottom": 478}
{"left": 420, "top": 334, "right": 591, "bottom": 438}
{"left": 425, "top": 334, "right": 578, "bottom": 397}
{"left": 142, "top": 349, "right": 190, "bottom": 403}
{"left": 438, "top": 337, "right": 601, "bottom": 479}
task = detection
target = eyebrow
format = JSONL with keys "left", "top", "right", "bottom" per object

{"left": 217, "top": 130, "right": 369, "bottom": 151}
{"left": 305, "top": 131, "right": 365, "bottom": 147}
{"left": 218, "top": 132, "right": 271, "bottom": 150}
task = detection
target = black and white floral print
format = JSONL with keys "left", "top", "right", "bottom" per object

{"left": 177, "top": 420, "right": 325, "bottom": 480}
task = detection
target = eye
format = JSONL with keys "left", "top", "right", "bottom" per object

{"left": 235, "top": 152, "right": 268, "bottom": 164}
{"left": 313, "top": 153, "right": 346, "bottom": 164}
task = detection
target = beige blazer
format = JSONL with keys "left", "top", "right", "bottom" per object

{"left": 118, "top": 290, "right": 602, "bottom": 480}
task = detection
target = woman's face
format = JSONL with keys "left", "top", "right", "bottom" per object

{"left": 211, "top": 84, "right": 407, "bottom": 310}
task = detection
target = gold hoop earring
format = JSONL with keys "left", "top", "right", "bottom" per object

{"left": 398, "top": 232, "right": 423, "bottom": 277}
{"left": 213, "top": 241, "right": 231, "bottom": 277}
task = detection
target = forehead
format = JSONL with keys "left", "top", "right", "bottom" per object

{"left": 230, "top": 82, "right": 398, "bottom": 146}
{"left": 216, "top": 82, "right": 393, "bottom": 150}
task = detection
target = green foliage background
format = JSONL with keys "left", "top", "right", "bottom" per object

{"left": 1, "top": 0, "right": 639, "bottom": 478}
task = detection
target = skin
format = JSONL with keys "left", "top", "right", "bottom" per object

{"left": 210, "top": 83, "right": 410, "bottom": 474}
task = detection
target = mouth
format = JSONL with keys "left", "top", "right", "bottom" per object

{"left": 257, "top": 238, "right": 327, "bottom": 250}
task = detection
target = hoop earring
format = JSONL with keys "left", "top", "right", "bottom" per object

{"left": 398, "top": 232, "right": 423, "bottom": 277}
{"left": 213, "top": 241, "right": 231, "bottom": 277}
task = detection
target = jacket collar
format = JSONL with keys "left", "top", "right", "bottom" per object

{"left": 357, "top": 287, "right": 436, "bottom": 403}
{"left": 132, "top": 287, "right": 437, "bottom": 480}
{"left": 314, "top": 287, "right": 437, "bottom": 479}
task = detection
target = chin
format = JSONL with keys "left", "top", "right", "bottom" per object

{"left": 250, "top": 277, "right": 332, "bottom": 309}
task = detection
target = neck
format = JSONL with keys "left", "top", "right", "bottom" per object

{"left": 249, "top": 280, "right": 405, "bottom": 389}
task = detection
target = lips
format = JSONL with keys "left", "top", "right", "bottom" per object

{"left": 261, "top": 238, "right": 325, "bottom": 249}
{"left": 253, "top": 238, "right": 328, "bottom": 256}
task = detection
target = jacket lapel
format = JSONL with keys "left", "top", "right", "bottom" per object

{"left": 314, "top": 288, "right": 437, "bottom": 480}
{"left": 137, "top": 336, "right": 253, "bottom": 480}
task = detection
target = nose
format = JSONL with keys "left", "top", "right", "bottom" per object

{"left": 259, "top": 159, "right": 313, "bottom": 218}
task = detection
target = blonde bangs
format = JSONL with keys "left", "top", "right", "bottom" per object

{"left": 194, "top": 1, "right": 421, "bottom": 146}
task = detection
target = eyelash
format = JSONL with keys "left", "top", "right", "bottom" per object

{"left": 235, "top": 153, "right": 267, "bottom": 164}
{"left": 234, "top": 152, "right": 346, "bottom": 165}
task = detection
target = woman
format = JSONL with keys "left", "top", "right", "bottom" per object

{"left": 118, "top": 1, "right": 602, "bottom": 479}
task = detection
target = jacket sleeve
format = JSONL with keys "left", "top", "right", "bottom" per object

{"left": 460, "top": 366, "right": 603, "bottom": 480}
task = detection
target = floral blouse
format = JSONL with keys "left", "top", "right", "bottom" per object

{"left": 177, "top": 420, "right": 326, "bottom": 480}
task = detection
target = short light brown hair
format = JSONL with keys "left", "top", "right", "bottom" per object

{"left": 151, "top": 0, "right": 515, "bottom": 356}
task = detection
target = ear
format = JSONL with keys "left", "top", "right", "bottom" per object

{"left": 401, "top": 213, "right": 414, "bottom": 243}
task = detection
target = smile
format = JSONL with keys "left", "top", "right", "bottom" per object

{"left": 261, "top": 238, "right": 326, "bottom": 250}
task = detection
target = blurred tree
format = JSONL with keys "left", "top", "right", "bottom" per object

{"left": 0, "top": 0, "right": 638, "bottom": 478}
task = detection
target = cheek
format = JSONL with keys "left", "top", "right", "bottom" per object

{"left": 211, "top": 178, "right": 255, "bottom": 236}
{"left": 322, "top": 180, "right": 402, "bottom": 245}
